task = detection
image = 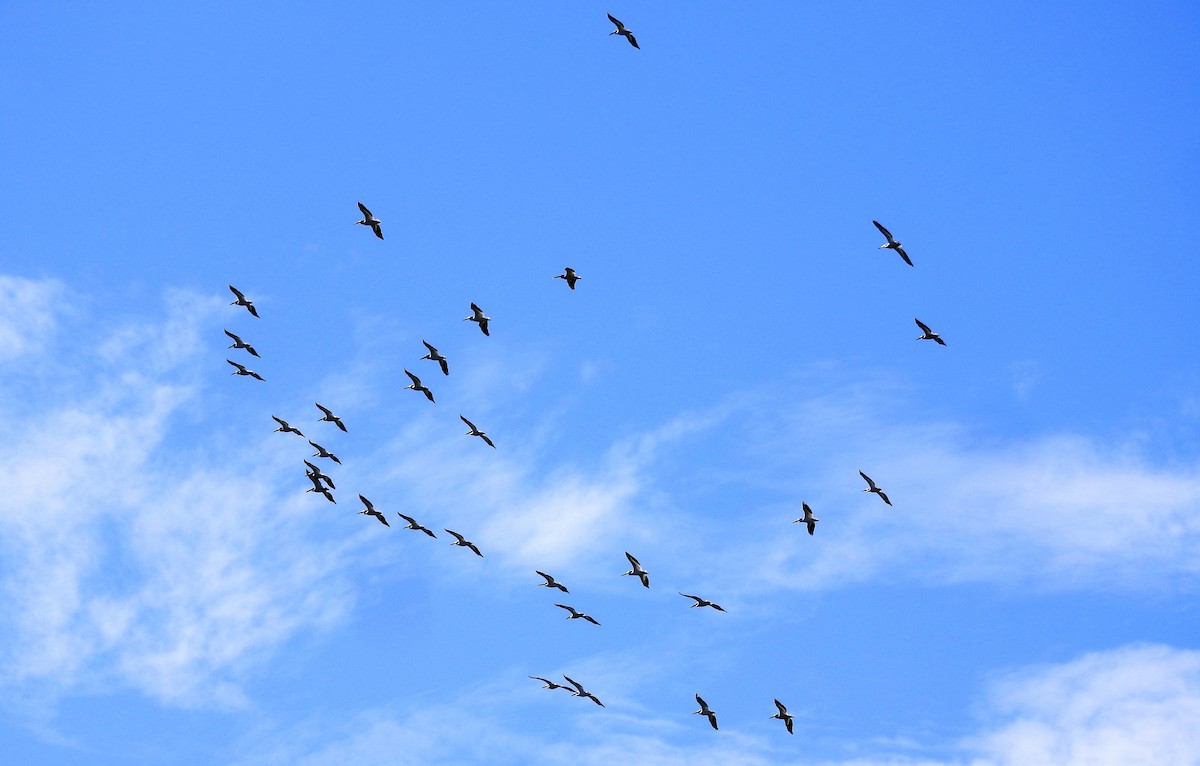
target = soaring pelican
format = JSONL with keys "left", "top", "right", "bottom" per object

{"left": 305, "top": 473, "right": 335, "bottom": 503}
{"left": 793, "top": 502, "right": 819, "bottom": 535}
{"left": 355, "top": 202, "right": 383, "bottom": 240}
{"left": 693, "top": 694, "right": 718, "bottom": 730}
{"left": 859, "top": 470, "right": 892, "bottom": 506}
{"left": 358, "top": 495, "right": 390, "bottom": 526}
{"left": 308, "top": 440, "right": 342, "bottom": 464}
{"left": 445, "top": 528, "right": 483, "bottom": 557}
{"left": 530, "top": 676, "right": 570, "bottom": 691}
{"left": 271, "top": 416, "right": 304, "bottom": 437}
{"left": 680, "top": 593, "right": 726, "bottom": 612}
{"left": 227, "top": 359, "right": 264, "bottom": 381}
{"left": 228, "top": 285, "right": 259, "bottom": 317}
{"left": 622, "top": 551, "right": 650, "bottom": 588}
{"left": 224, "top": 329, "right": 259, "bottom": 357}
{"left": 403, "top": 369, "right": 435, "bottom": 403}
{"left": 914, "top": 318, "right": 946, "bottom": 346}
{"left": 421, "top": 340, "right": 450, "bottom": 375}
{"left": 464, "top": 303, "right": 490, "bottom": 336}
{"left": 563, "top": 675, "right": 605, "bottom": 707}
{"left": 555, "top": 604, "right": 601, "bottom": 625}
{"left": 315, "top": 402, "right": 347, "bottom": 432}
{"left": 536, "top": 571, "right": 569, "bottom": 593}
{"left": 460, "top": 415, "right": 495, "bottom": 448}
{"left": 771, "top": 698, "right": 794, "bottom": 734}
{"left": 396, "top": 512, "right": 437, "bottom": 537}
{"left": 303, "top": 459, "right": 334, "bottom": 490}
{"left": 607, "top": 13, "right": 640, "bottom": 49}
{"left": 554, "top": 267, "right": 581, "bottom": 290}
{"left": 872, "top": 220, "right": 913, "bottom": 267}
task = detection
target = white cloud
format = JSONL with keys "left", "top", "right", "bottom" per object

{"left": 0, "top": 275, "right": 64, "bottom": 362}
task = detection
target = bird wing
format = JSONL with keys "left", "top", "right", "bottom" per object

{"left": 460, "top": 415, "right": 476, "bottom": 430}
{"left": 251, "top": 370, "right": 264, "bottom": 380}
{"left": 273, "top": 416, "right": 286, "bottom": 426}
{"left": 935, "top": 336, "right": 946, "bottom": 346}
{"left": 405, "top": 369, "right": 422, "bottom": 387}
{"left": 470, "top": 302, "right": 482, "bottom": 316}
{"left": 696, "top": 694, "right": 709, "bottom": 712}
{"left": 468, "top": 542, "right": 482, "bottom": 557}
{"left": 478, "top": 318, "right": 489, "bottom": 336}
{"left": 371, "top": 223, "right": 383, "bottom": 240}
{"left": 680, "top": 592, "right": 702, "bottom": 604}
{"left": 626, "top": 33, "right": 639, "bottom": 49}
{"left": 226, "top": 359, "right": 245, "bottom": 372}
{"left": 304, "top": 459, "right": 319, "bottom": 473}
{"left": 480, "top": 433, "right": 495, "bottom": 448}
{"left": 438, "top": 358, "right": 449, "bottom": 375}
{"left": 807, "top": 520, "right": 816, "bottom": 535}
{"left": 583, "top": 614, "right": 600, "bottom": 625}
{"left": 357, "top": 201, "right": 372, "bottom": 218}
{"left": 878, "top": 490, "right": 892, "bottom": 506}
{"left": 775, "top": 698, "right": 788, "bottom": 715}
{"left": 607, "top": 13, "right": 623, "bottom": 30}
{"left": 555, "top": 603, "right": 577, "bottom": 616}
{"left": 422, "top": 388, "right": 435, "bottom": 403}
{"left": 711, "top": 602, "right": 726, "bottom": 612}
{"left": 225, "top": 329, "right": 240, "bottom": 342}
{"left": 530, "top": 676, "right": 554, "bottom": 686}
{"left": 785, "top": 717, "right": 794, "bottom": 734}
{"left": 245, "top": 344, "right": 260, "bottom": 357}
{"left": 316, "top": 403, "right": 332, "bottom": 417}
{"left": 536, "top": 571, "right": 555, "bottom": 585}
{"left": 872, "top": 220, "right": 895, "bottom": 244}
{"left": 625, "top": 551, "right": 641, "bottom": 569}
{"left": 228, "top": 285, "right": 245, "bottom": 300}
{"left": 307, "top": 473, "right": 325, "bottom": 491}
{"left": 562, "top": 675, "right": 585, "bottom": 694}
{"left": 915, "top": 318, "right": 932, "bottom": 334}
{"left": 422, "top": 340, "right": 436, "bottom": 354}
{"left": 898, "top": 247, "right": 913, "bottom": 267}
{"left": 359, "top": 495, "right": 374, "bottom": 512}
{"left": 375, "top": 513, "right": 390, "bottom": 526}
{"left": 335, "top": 418, "right": 347, "bottom": 432}
{"left": 859, "top": 470, "right": 876, "bottom": 489}
{"left": 397, "top": 512, "right": 418, "bottom": 526}
{"left": 587, "top": 693, "right": 604, "bottom": 707}
{"left": 445, "top": 528, "right": 465, "bottom": 543}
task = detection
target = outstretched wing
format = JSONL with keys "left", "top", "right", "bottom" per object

{"left": 915, "top": 318, "right": 932, "bottom": 334}
{"left": 872, "top": 220, "right": 895, "bottom": 243}
{"left": 228, "top": 285, "right": 245, "bottom": 300}
{"left": 897, "top": 247, "right": 913, "bottom": 267}
{"left": 359, "top": 495, "right": 374, "bottom": 512}
{"left": 357, "top": 201, "right": 372, "bottom": 218}
{"left": 859, "top": 470, "right": 877, "bottom": 490}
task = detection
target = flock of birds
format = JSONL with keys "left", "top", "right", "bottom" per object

{"left": 218, "top": 12, "right": 947, "bottom": 740}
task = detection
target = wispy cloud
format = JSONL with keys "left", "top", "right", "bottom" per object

{"left": 0, "top": 275, "right": 64, "bottom": 362}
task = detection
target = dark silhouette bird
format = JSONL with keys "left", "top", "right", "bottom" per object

{"left": 309, "top": 440, "right": 342, "bottom": 465}
{"left": 555, "top": 604, "right": 601, "bottom": 625}
{"left": 305, "top": 473, "right": 335, "bottom": 503}
{"left": 315, "top": 402, "right": 347, "bottom": 432}
{"left": 530, "top": 676, "right": 570, "bottom": 691}
{"left": 464, "top": 303, "right": 490, "bottom": 336}
{"left": 915, "top": 318, "right": 946, "bottom": 346}
{"left": 771, "top": 698, "right": 794, "bottom": 734}
{"left": 421, "top": 340, "right": 449, "bottom": 375}
{"left": 622, "top": 551, "right": 649, "bottom": 588}
{"left": 396, "top": 512, "right": 437, "bottom": 537}
{"left": 873, "top": 220, "right": 913, "bottom": 267}
{"left": 272, "top": 416, "right": 304, "bottom": 437}
{"left": 224, "top": 329, "right": 259, "bottom": 357}
{"left": 356, "top": 202, "right": 383, "bottom": 240}
{"left": 554, "top": 267, "right": 581, "bottom": 290}
{"left": 358, "top": 495, "right": 390, "bottom": 526}
{"left": 536, "top": 571, "right": 569, "bottom": 593}
{"left": 228, "top": 285, "right": 259, "bottom": 317}
{"left": 607, "top": 13, "right": 639, "bottom": 49}
{"left": 694, "top": 694, "right": 718, "bottom": 730}
{"left": 404, "top": 369, "right": 435, "bottom": 403}
{"left": 793, "top": 502, "right": 819, "bottom": 535}
{"left": 859, "top": 470, "right": 892, "bottom": 506}
{"left": 227, "top": 359, "right": 264, "bottom": 381}
{"left": 563, "top": 675, "right": 605, "bottom": 707}
{"left": 680, "top": 593, "right": 726, "bottom": 612}
{"left": 460, "top": 415, "right": 495, "bottom": 448}
{"left": 445, "top": 528, "right": 483, "bottom": 557}
{"left": 304, "top": 459, "right": 335, "bottom": 490}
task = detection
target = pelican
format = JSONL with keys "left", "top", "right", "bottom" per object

{"left": 555, "top": 604, "right": 600, "bottom": 625}
{"left": 308, "top": 440, "right": 342, "bottom": 464}
{"left": 445, "top": 528, "right": 483, "bottom": 557}
{"left": 358, "top": 495, "right": 390, "bottom": 526}
{"left": 914, "top": 318, "right": 946, "bottom": 346}
{"left": 272, "top": 416, "right": 304, "bottom": 437}
{"left": 693, "top": 694, "right": 718, "bottom": 730}
{"left": 622, "top": 551, "right": 649, "bottom": 588}
{"left": 872, "top": 220, "right": 913, "bottom": 267}
{"left": 530, "top": 676, "right": 570, "bottom": 691}
{"left": 793, "top": 502, "right": 819, "bottom": 535}
{"left": 224, "top": 329, "right": 260, "bottom": 357}
{"left": 859, "top": 470, "right": 892, "bottom": 506}
{"left": 304, "top": 459, "right": 334, "bottom": 490}
{"left": 464, "top": 303, "right": 490, "bottom": 336}
{"left": 396, "top": 512, "right": 437, "bottom": 537}
{"left": 355, "top": 202, "right": 383, "bottom": 240}
{"left": 536, "top": 571, "right": 568, "bottom": 593}
{"left": 315, "top": 402, "right": 347, "bottom": 432}
{"left": 460, "top": 415, "right": 495, "bottom": 448}
{"left": 403, "top": 369, "right": 435, "bottom": 403}
{"left": 607, "top": 13, "right": 640, "bottom": 49}
{"left": 228, "top": 285, "right": 259, "bottom": 317}
{"left": 554, "top": 267, "right": 581, "bottom": 290}
{"left": 563, "top": 675, "right": 605, "bottom": 707}
{"left": 421, "top": 340, "right": 449, "bottom": 375}
{"left": 771, "top": 699, "right": 794, "bottom": 734}
{"left": 227, "top": 359, "right": 264, "bottom": 381}
{"left": 305, "top": 473, "right": 335, "bottom": 503}
{"left": 679, "top": 593, "right": 726, "bottom": 612}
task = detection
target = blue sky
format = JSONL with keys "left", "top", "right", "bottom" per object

{"left": 2, "top": 1, "right": 1199, "bottom": 764}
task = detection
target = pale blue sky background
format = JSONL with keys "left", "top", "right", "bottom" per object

{"left": 2, "top": 2, "right": 1199, "bottom": 764}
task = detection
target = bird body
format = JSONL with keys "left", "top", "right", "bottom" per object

{"left": 420, "top": 340, "right": 450, "bottom": 375}
{"left": 404, "top": 369, "right": 435, "bottom": 402}
{"left": 859, "top": 470, "right": 892, "bottom": 506}
{"left": 554, "top": 267, "right": 581, "bottom": 290}
{"left": 873, "top": 220, "right": 913, "bottom": 267}
{"left": 622, "top": 551, "right": 650, "bottom": 588}
{"left": 694, "top": 694, "right": 718, "bottom": 730}
{"left": 227, "top": 359, "right": 264, "bottom": 381}
{"left": 224, "top": 329, "right": 259, "bottom": 357}
{"left": 355, "top": 202, "right": 383, "bottom": 239}
{"left": 445, "top": 528, "right": 483, "bottom": 557}
{"left": 460, "top": 415, "right": 495, "bottom": 448}
{"left": 793, "top": 502, "right": 819, "bottom": 535}
{"left": 464, "top": 303, "right": 490, "bottom": 336}
{"left": 555, "top": 604, "right": 601, "bottom": 625}
{"left": 915, "top": 318, "right": 946, "bottom": 346}
{"left": 607, "top": 13, "right": 640, "bottom": 48}
{"left": 228, "top": 285, "right": 259, "bottom": 317}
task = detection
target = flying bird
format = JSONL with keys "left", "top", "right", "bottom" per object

{"left": 563, "top": 675, "right": 605, "bottom": 707}
{"left": 693, "top": 694, "right": 718, "bottom": 730}
{"left": 859, "top": 470, "right": 892, "bottom": 506}
{"left": 607, "top": 13, "right": 640, "bottom": 49}
{"left": 464, "top": 303, "right": 490, "bottom": 336}
{"left": 228, "top": 285, "right": 259, "bottom": 317}
{"left": 309, "top": 440, "right": 342, "bottom": 464}
{"left": 445, "top": 528, "right": 483, "bottom": 557}
{"left": 460, "top": 415, "right": 495, "bottom": 448}
{"left": 680, "top": 593, "right": 726, "bottom": 612}
{"left": 305, "top": 473, "right": 335, "bottom": 503}
{"left": 358, "top": 495, "right": 390, "bottom": 526}
{"left": 355, "top": 202, "right": 383, "bottom": 240}
{"left": 272, "top": 416, "right": 304, "bottom": 437}
{"left": 420, "top": 340, "right": 449, "bottom": 375}
{"left": 793, "top": 502, "right": 819, "bottom": 535}
{"left": 304, "top": 459, "right": 335, "bottom": 490}
{"left": 555, "top": 604, "right": 601, "bottom": 625}
{"left": 872, "top": 220, "right": 913, "bottom": 267}
{"left": 396, "top": 512, "right": 437, "bottom": 538}
{"left": 914, "top": 318, "right": 946, "bottom": 346}
{"left": 403, "top": 369, "right": 435, "bottom": 403}
{"left": 227, "top": 359, "right": 264, "bottom": 381}
{"left": 771, "top": 699, "right": 795, "bottom": 734}
{"left": 536, "top": 571, "right": 569, "bottom": 593}
{"left": 554, "top": 267, "right": 581, "bottom": 290}
{"left": 224, "top": 329, "right": 259, "bottom": 357}
{"left": 315, "top": 402, "right": 347, "bottom": 432}
{"left": 530, "top": 676, "right": 570, "bottom": 691}
{"left": 622, "top": 551, "right": 650, "bottom": 588}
